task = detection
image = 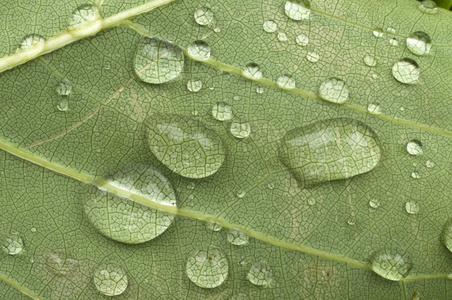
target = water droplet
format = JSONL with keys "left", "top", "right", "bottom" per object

{"left": 267, "top": 182, "right": 275, "bottom": 190}
{"left": 277, "top": 32, "right": 288, "bottom": 42}
{"left": 194, "top": 7, "right": 214, "bottom": 26}
{"left": 367, "top": 103, "right": 381, "bottom": 114}
{"left": 347, "top": 218, "right": 356, "bottom": 226}
{"left": 405, "top": 201, "right": 419, "bottom": 215}
{"left": 186, "top": 246, "right": 228, "bottom": 288}
{"left": 419, "top": 0, "right": 437, "bottom": 14}
{"left": 411, "top": 171, "right": 420, "bottom": 179}
{"left": 2, "top": 233, "right": 23, "bottom": 255}
{"left": 146, "top": 114, "right": 226, "bottom": 178}
{"left": 134, "top": 37, "right": 184, "bottom": 84}
{"left": 406, "top": 31, "right": 432, "bottom": 56}
{"left": 68, "top": 4, "right": 100, "bottom": 29}
{"left": 387, "top": 27, "right": 396, "bottom": 34}
{"left": 371, "top": 248, "right": 412, "bottom": 281}
{"left": 426, "top": 160, "right": 435, "bottom": 168}
{"left": 243, "top": 63, "right": 262, "bottom": 79}
{"left": 30, "top": 228, "right": 36, "bottom": 233}
{"left": 307, "top": 51, "right": 319, "bottom": 63}
{"left": 236, "top": 190, "right": 247, "bottom": 198}
{"left": 247, "top": 262, "right": 272, "bottom": 287}
{"left": 441, "top": 219, "right": 452, "bottom": 253}
{"left": 57, "top": 99, "right": 69, "bottom": 112}
{"left": 406, "top": 140, "right": 423, "bottom": 156}
{"left": 392, "top": 58, "right": 419, "bottom": 84}
{"left": 276, "top": 74, "right": 296, "bottom": 89}
{"left": 389, "top": 38, "right": 399, "bottom": 46}
{"left": 279, "top": 118, "right": 381, "bottom": 186}
{"left": 256, "top": 86, "right": 265, "bottom": 94}
{"left": 227, "top": 229, "right": 249, "bottom": 246}
{"left": 230, "top": 119, "right": 251, "bottom": 139}
{"left": 56, "top": 80, "right": 72, "bottom": 96}
{"left": 187, "top": 79, "right": 202, "bottom": 92}
{"left": 206, "top": 221, "right": 222, "bottom": 232}
{"left": 318, "top": 78, "right": 349, "bottom": 104}
{"left": 84, "top": 165, "right": 177, "bottom": 244}
{"left": 369, "top": 199, "right": 380, "bottom": 209}
{"left": 18, "top": 34, "right": 45, "bottom": 51}
{"left": 373, "top": 28, "right": 383, "bottom": 38}
{"left": 93, "top": 264, "right": 128, "bottom": 296}
{"left": 233, "top": 96, "right": 240, "bottom": 101}
{"left": 284, "top": 0, "right": 311, "bottom": 21}
{"left": 212, "top": 102, "right": 233, "bottom": 121}
{"left": 307, "top": 198, "right": 316, "bottom": 206}
{"left": 214, "top": 28, "right": 221, "bottom": 33}
{"left": 296, "top": 33, "right": 309, "bottom": 46}
{"left": 46, "top": 251, "right": 79, "bottom": 277}
{"left": 263, "top": 20, "right": 277, "bottom": 33}
{"left": 364, "top": 55, "right": 376, "bottom": 67}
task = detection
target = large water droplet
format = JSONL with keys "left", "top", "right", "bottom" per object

{"left": 406, "top": 32, "right": 432, "bottom": 56}
{"left": 277, "top": 74, "right": 296, "bottom": 89}
{"left": 284, "top": 0, "right": 311, "bottom": 21}
{"left": 367, "top": 103, "right": 381, "bottom": 115}
{"left": 187, "top": 79, "right": 202, "bottom": 92}
{"left": 187, "top": 40, "right": 211, "bottom": 61}
{"left": 441, "top": 219, "right": 452, "bottom": 253}
{"left": 247, "top": 262, "right": 272, "bottom": 287}
{"left": 296, "top": 33, "right": 309, "bottom": 46}
{"left": 227, "top": 229, "right": 249, "bottom": 246}
{"left": 279, "top": 118, "right": 381, "bottom": 186}
{"left": 230, "top": 119, "right": 251, "bottom": 139}
{"left": 206, "top": 221, "right": 222, "bottom": 232}
{"left": 84, "top": 165, "right": 176, "bottom": 244}
{"left": 371, "top": 248, "right": 412, "bottom": 281}
{"left": 277, "top": 32, "right": 288, "bottom": 42}
{"left": 186, "top": 246, "right": 228, "bottom": 288}
{"left": 364, "top": 55, "right": 376, "bottom": 67}
{"left": 263, "top": 20, "right": 277, "bottom": 33}
{"left": 46, "top": 251, "right": 79, "bottom": 277}
{"left": 306, "top": 51, "right": 319, "bottom": 63}
{"left": 18, "top": 34, "right": 45, "bottom": 51}
{"left": 194, "top": 7, "right": 214, "bottom": 26}
{"left": 392, "top": 58, "right": 419, "bottom": 84}
{"left": 406, "top": 140, "right": 423, "bottom": 156}
{"left": 93, "top": 264, "right": 128, "bottom": 296}
{"left": 68, "top": 4, "right": 100, "bottom": 29}
{"left": 56, "top": 80, "right": 72, "bottom": 96}
{"left": 134, "top": 37, "right": 184, "bottom": 84}
{"left": 373, "top": 28, "right": 383, "bottom": 38}
{"left": 1, "top": 233, "right": 23, "bottom": 255}
{"left": 243, "top": 63, "right": 262, "bottom": 79}
{"left": 212, "top": 102, "right": 233, "bottom": 121}
{"left": 419, "top": 0, "right": 437, "bottom": 14}
{"left": 146, "top": 114, "right": 226, "bottom": 178}
{"left": 405, "top": 201, "right": 419, "bottom": 215}
{"left": 318, "top": 78, "right": 349, "bottom": 104}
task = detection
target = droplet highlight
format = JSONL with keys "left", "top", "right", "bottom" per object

{"left": 18, "top": 34, "right": 45, "bottom": 51}
{"left": 318, "top": 78, "right": 349, "bottom": 104}
{"left": 186, "top": 246, "right": 228, "bottom": 288}
{"left": 247, "top": 262, "right": 272, "bottom": 287}
{"left": 212, "top": 102, "right": 233, "bottom": 121}
{"left": 405, "top": 201, "right": 419, "bottom": 215}
{"left": 230, "top": 119, "right": 251, "bottom": 139}
{"left": 187, "top": 79, "right": 202, "bottom": 92}
{"left": 256, "top": 86, "right": 264, "bottom": 94}
{"left": 284, "top": 0, "right": 311, "bottom": 21}
{"left": 306, "top": 51, "right": 319, "bottom": 63}
{"left": 406, "top": 32, "right": 432, "bottom": 56}
{"left": 187, "top": 40, "right": 211, "bottom": 61}
{"left": 419, "top": 0, "right": 437, "bottom": 14}
{"left": 57, "top": 99, "right": 69, "bottom": 112}
{"left": 263, "top": 20, "right": 277, "bottom": 33}
{"left": 406, "top": 140, "right": 423, "bottom": 156}
{"left": 2, "top": 233, "right": 23, "bottom": 255}
{"left": 56, "top": 80, "right": 72, "bottom": 96}
{"left": 243, "top": 63, "right": 262, "bottom": 79}
{"left": 68, "top": 4, "right": 100, "bottom": 29}
{"left": 392, "top": 58, "right": 419, "bottom": 84}
{"left": 373, "top": 28, "right": 383, "bottom": 38}
{"left": 367, "top": 103, "right": 381, "bottom": 115}
{"left": 93, "top": 264, "right": 128, "bottom": 296}
{"left": 296, "top": 33, "right": 309, "bottom": 46}
{"left": 194, "top": 7, "right": 214, "bottom": 26}
{"left": 206, "top": 221, "right": 222, "bottom": 232}
{"left": 277, "top": 74, "right": 296, "bottom": 89}
{"left": 277, "top": 32, "right": 288, "bottom": 42}
{"left": 227, "top": 229, "right": 249, "bottom": 246}
{"left": 364, "top": 55, "right": 376, "bottom": 67}
{"left": 389, "top": 38, "right": 399, "bottom": 46}
{"left": 371, "top": 248, "right": 412, "bottom": 281}
{"left": 369, "top": 199, "right": 380, "bottom": 209}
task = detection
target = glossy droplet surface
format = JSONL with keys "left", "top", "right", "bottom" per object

{"left": 441, "top": 219, "right": 452, "bottom": 252}
{"left": 318, "top": 78, "right": 349, "bottom": 104}
{"left": 212, "top": 102, "right": 233, "bottom": 121}
{"left": 371, "top": 248, "right": 412, "bottom": 281}
{"left": 84, "top": 165, "right": 176, "bottom": 244}
{"left": 227, "top": 229, "right": 249, "bottom": 246}
{"left": 392, "top": 58, "right": 419, "bottom": 84}
{"left": 419, "top": 0, "right": 437, "bottom": 14}
{"left": 46, "top": 251, "right": 79, "bottom": 276}
{"left": 93, "top": 264, "right": 128, "bottom": 296}
{"left": 279, "top": 118, "right": 381, "bottom": 186}
{"left": 230, "top": 119, "right": 251, "bottom": 139}
{"left": 134, "top": 37, "right": 184, "bottom": 84}
{"left": 367, "top": 103, "right": 381, "bottom": 114}
{"left": 387, "top": 27, "right": 396, "bottom": 34}
{"left": 187, "top": 40, "right": 211, "bottom": 60}
{"left": 18, "top": 34, "right": 45, "bottom": 51}
{"left": 263, "top": 20, "right": 277, "bottom": 33}
{"left": 57, "top": 99, "right": 69, "bottom": 112}
{"left": 284, "top": 0, "right": 311, "bottom": 21}
{"left": 373, "top": 28, "right": 383, "bottom": 38}
{"left": 411, "top": 171, "right": 420, "bottom": 179}
{"left": 256, "top": 86, "right": 264, "bottom": 94}
{"left": 405, "top": 201, "right": 419, "bottom": 215}
{"left": 277, "top": 74, "right": 295, "bottom": 89}
{"left": 406, "top": 32, "right": 432, "bottom": 56}
{"left": 277, "top": 32, "right": 288, "bottom": 42}
{"left": 68, "top": 4, "right": 100, "bottom": 29}
{"left": 307, "top": 51, "right": 319, "bottom": 62}
{"left": 347, "top": 218, "right": 356, "bottom": 226}
{"left": 186, "top": 246, "right": 228, "bottom": 288}
{"left": 187, "top": 79, "right": 202, "bottom": 92}
{"left": 389, "top": 38, "right": 398, "bottom": 46}
{"left": 2, "top": 233, "right": 23, "bottom": 255}
{"left": 243, "top": 63, "right": 262, "bottom": 79}
{"left": 206, "top": 221, "right": 222, "bottom": 232}
{"left": 146, "top": 114, "right": 226, "bottom": 178}
{"left": 56, "top": 80, "right": 72, "bottom": 96}
{"left": 407, "top": 140, "right": 423, "bottom": 156}
{"left": 194, "top": 7, "right": 214, "bottom": 26}
{"left": 369, "top": 199, "right": 380, "bottom": 209}
{"left": 426, "top": 160, "right": 435, "bottom": 168}
{"left": 364, "top": 55, "right": 376, "bottom": 67}
{"left": 247, "top": 262, "right": 272, "bottom": 287}
{"left": 296, "top": 33, "right": 309, "bottom": 46}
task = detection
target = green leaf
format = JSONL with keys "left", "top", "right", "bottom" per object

{"left": 0, "top": 0, "right": 451, "bottom": 299}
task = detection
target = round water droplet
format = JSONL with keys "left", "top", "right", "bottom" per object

{"left": 406, "top": 32, "right": 432, "bottom": 56}
{"left": 389, "top": 38, "right": 399, "bottom": 46}
{"left": 187, "top": 40, "right": 211, "bottom": 61}
{"left": 186, "top": 246, "right": 228, "bottom": 288}
{"left": 284, "top": 0, "right": 311, "bottom": 21}
{"left": 296, "top": 33, "right": 309, "bottom": 46}
{"left": 243, "top": 63, "right": 262, "bottom": 79}
{"left": 84, "top": 165, "right": 176, "bottom": 244}
{"left": 68, "top": 4, "right": 100, "bottom": 29}
{"left": 405, "top": 201, "right": 419, "bottom": 215}
{"left": 307, "top": 51, "right": 319, "bottom": 63}
{"left": 392, "top": 58, "right": 419, "bottom": 84}
{"left": 347, "top": 218, "right": 356, "bottom": 226}
{"left": 367, "top": 103, "right": 381, "bottom": 114}
{"left": 134, "top": 37, "right": 184, "bottom": 84}
{"left": 230, "top": 119, "right": 251, "bottom": 139}
{"left": 2, "top": 233, "right": 23, "bottom": 255}
{"left": 371, "top": 248, "right": 412, "bottom": 281}
{"left": 194, "top": 7, "right": 214, "bottom": 26}
{"left": 187, "top": 79, "right": 202, "bottom": 92}
{"left": 247, "top": 262, "right": 272, "bottom": 287}
{"left": 419, "top": 0, "right": 437, "bottom": 14}
{"left": 373, "top": 28, "right": 383, "bottom": 38}
{"left": 146, "top": 114, "right": 226, "bottom": 178}
{"left": 227, "top": 229, "right": 249, "bottom": 246}
{"left": 263, "top": 20, "right": 277, "bottom": 33}
{"left": 256, "top": 86, "right": 264, "bottom": 94}
{"left": 406, "top": 140, "right": 423, "bottom": 156}
{"left": 236, "top": 190, "right": 246, "bottom": 198}
{"left": 57, "top": 99, "right": 69, "bottom": 112}
{"left": 212, "top": 102, "right": 233, "bottom": 121}
{"left": 277, "top": 74, "right": 296, "bottom": 89}
{"left": 369, "top": 199, "right": 380, "bottom": 209}
{"left": 364, "top": 55, "right": 376, "bottom": 67}
{"left": 206, "top": 221, "right": 222, "bottom": 232}
{"left": 411, "top": 171, "right": 420, "bottom": 179}
{"left": 18, "top": 34, "right": 45, "bottom": 51}
{"left": 279, "top": 118, "right": 381, "bottom": 186}
{"left": 441, "top": 219, "right": 452, "bottom": 253}
{"left": 93, "top": 264, "right": 128, "bottom": 296}
{"left": 387, "top": 27, "right": 396, "bottom": 34}
{"left": 30, "top": 228, "right": 36, "bottom": 233}
{"left": 307, "top": 198, "right": 316, "bottom": 206}
{"left": 425, "top": 160, "right": 435, "bottom": 168}
{"left": 318, "top": 78, "right": 349, "bottom": 104}
{"left": 277, "top": 32, "right": 288, "bottom": 42}
{"left": 46, "top": 251, "right": 79, "bottom": 277}
{"left": 56, "top": 80, "right": 72, "bottom": 96}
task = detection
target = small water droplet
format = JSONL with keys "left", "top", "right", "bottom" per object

{"left": 364, "top": 55, "right": 376, "bottom": 67}
{"left": 187, "top": 40, "right": 211, "bottom": 61}
{"left": 441, "top": 219, "right": 452, "bottom": 253}
{"left": 93, "top": 264, "right": 128, "bottom": 296}
{"left": 186, "top": 246, "right": 228, "bottom": 288}
{"left": 296, "top": 33, "right": 309, "bottom": 46}
{"left": 411, "top": 171, "right": 420, "bottom": 179}
{"left": 389, "top": 38, "right": 399, "bottom": 46}
{"left": 256, "top": 86, "right": 265, "bottom": 94}
{"left": 372, "top": 73, "right": 378, "bottom": 80}
{"left": 373, "top": 28, "right": 383, "bottom": 38}
{"left": 247, "top": 262, "right": 272, "bottom": 287}
{"left": 236, "top": 190, "right": 246, "bottom": 198}
{"left": 57, "top": 98, "right": 69, "bottom": 112}
{"left": 318, "top": 78, "right": 349, "bottom": 103}
{"left": 243, "top": 63, "right": 262, "bottom": 79}
{"left": 30, "top": 228, "right": 36, "bottom": 233}
{"left": 187, "top": 79, "right": 202, "bottom": 92}
{"left": 371, "top": 248, "right": 412, "bottom": 281}
{"left": 387, "top": 27, "right": 396, "bottom": 34}
{"left": 18, "top": 34, "right": 45, "bottom": 51}
{"left": 2, "top": 233, "right": 23, "bottom": 255}
{"left": 392, "top": 58, "right": 419, "bottom": 84}
{"left": 347, "top": 218, "right": 356, "bottom": 226}
{"left": 227, "top": 229, "right": 249, "bottom": 246}
{"left": 426, "top": 160, "right": 435, "bottom": 168}
{"left": 307, "top": 198, "right": 316, "bottom": 206}
{"left": 212, "top": 102, "right": 233, "bottom": 121}
{"left": 68, "top": 4, "right": 100, "bottom": 29}
{"left": 419, "top": 0, "right": 437, "bottom": 14}
{"left": 277, "top": 32, "right": 288, "bottom": 42}
{"left": 267, "top": 182, "right": 275, "bottom": 190}
{"left": 284, "top": 0, "right": 311, "bottom": 21}
{"left": 277, "top": 74, "right": 296, "bottom": 89}
{"left": 263, "top": 20, "right": 277, "bottom": 33}
{"left": 306, "top": 51, "right": 319, "bottom": 63}
{"left": 214, "top": 27, "right": 221, "bottom": 33}
{"left": 406, "top": 31, "right": 432, "bottom": 56}
{"left": 369, "top": 199, "right": 380, "bottom": 209}
{"left": 367, "top": 103, "right": 381, "bottom": 114}
{"left": 233, "top": 96, "right": 240, "bottom": 101}
{"left": 206, "top": 221, "right": 222, "bottom": 232}
{"left": 230, "top": 119, "right": 251, "bottom": 139}
{"left": 194, "top": 7, "right": 214, "bottom": 26}
{"left": 405, "top": 201, "right": 419, "bottom": 215}
{"left": 406, "top": 140, "right": 423, "bottom": 156}
{"left": 46, "top": 251, "right": 79, "bottom": 277}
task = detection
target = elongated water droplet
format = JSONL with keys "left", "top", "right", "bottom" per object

{"left": 93, "top": 264, "right": 128, "bottom": 296}
{"left": 296, "top": 33, "right": 309, "bottom": 46}
{"left": 371, "top": 248, "right": 412, "bottom": 281}
{"left": 186, "top": 246, "right": 228, "bottom": 288}
{"left": 194, "top": 7, "right": 214, "bottom": 26}
{"left": 277, "top": 32, "right": 288, "bottom": 42}
{"left": 2, "top": 233, "right": 23, "bottom": 255}
{"left": 389, "top": 38, "right": 399, "bottom": 46}
{"left": 230, "top": 119, "right": 251, "bottom": 139}
{"left": 84, "top": 165, "right": 176, "bottom": 244}
{"left": 243, "top": 63, "right": 262, "bottom": 79}
{"left": 441, "top": 219, "right": 452, "bottom": 253}
{"left": 56, "top": 80, "right": 72, "bottom": 96}
{"left": 187, "top": 79, "right": 202, "bottom": 92}
{"left": 57, "top": 99, "right": 69, "bottom": 112}
{"left": 187, "top": 40, "right": 211, "bottom": 60}
{"left": 212, "top": 102, "right": 233, "bottom": 121}
{"left": 256, "top": 86, "right": 264, "bottom": 94}
{"left": 247, "top": 262, "right": 272, "bottom": 287}
{"left": 426, "top": 160, "right": 435, "bottom": 168}
{"left": 279, "top": 118, "right": 381, "bottom": 186}
{"left": 369, "top": 199, "right": 380, "bottom": 209}
{"left": 405, "top": 201, "right": 419, "bottom": 215}
{"left": 419, "top": 0, "right": 437, "bottom": 14}
{"left": 318, "top": 78, "right": 349, "bottom": 104}
{"left": 277, "top": 74, "right": 295, "bottom": 89}
{"left": 406, "top": 140, "right": 423, "bottom": 156}
{"left": 392, "top": 58, "right": 419, "bottom": 84}
{"left": 284, "top": 0, "right": 311, "bottom": 21}
{"left": 367, "top": 103, "right": 381, "bottom": 114}
{"left": 206, "top": 221, "right": 222, "bottom": 232}
{"left": 18, "top": 34, "right": 45, "bottom": 51}
{"left": 306, "top": 51, "right": 319, "bottom": 63}
{"left": 146, "top": 114, "right": 226, "bottom": 178}
{"left": 134, "top": 37, "right": 184, "bottom": 84}
{"left": 46, "top": 251, "right": 79, "bottom": 277}
{"left": 406, "top": 32, "right": 432, "bottom": 56}
{"left": 227, "top": 229, "right": 249, "bottom": 246}
{"left": 68, "top": 4, "right": 100, "bottom": 29}
{"left": 373, "top": 28, "right": 383, "bottom": 38}
{"left": 263, "top": 20, "right": 277, "bottom": 33}
{"left": 364, "top": 55, "right": 376, "bottom": 67}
